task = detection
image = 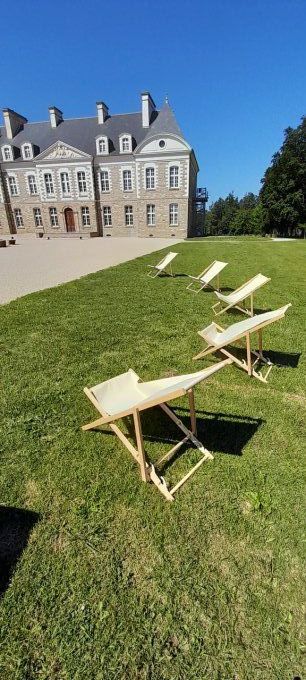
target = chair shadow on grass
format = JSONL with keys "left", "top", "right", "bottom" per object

{"left": 95, "top": 407, "right": 263, "bottom": 467}
{"left": 0, "top": 506, "right": 40, "bottom": 597}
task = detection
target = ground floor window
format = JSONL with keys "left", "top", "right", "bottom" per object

{"left": 169, "top": 203, "right": 178, "bottom": 226}
{"left": 103, "top": 206, "right": 112, "bottom": 227}
{"left": 33, "top": 208, "right": 43, "bottom": 227}
{"left": 81, "top": 206, "right": 90, "bottom": 226}
{"left": 14, "top": 208, "right": 23, "bottom": 228}
{"left": 125, "top": 205, "right": 133, "bottom": 226}
{"left": 49, "top": 207, "right": 59, "bottom": 227}
{"left": 147, "top": 204, "right": 155, "bottom": 226}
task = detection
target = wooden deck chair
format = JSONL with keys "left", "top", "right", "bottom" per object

{"left": 82, "top": 359, "right": 231, "bottom": 502}
{"left": 212, "top": 273, "right": 270, "bottom": 316}
{"left": 147, "top": 251, "right": 178, "bottom": 278}
{"left": 193, "top": 304, "right": 292, "bottom": 383}
{"left": 186, "top": 260, "right": 228, "bottom": 293}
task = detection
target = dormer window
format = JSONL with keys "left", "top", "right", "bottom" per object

{"left": 21, "top": 143, "right": 33, "bottom": 160}
{"left": 96, "top": 136, "right": 108, "bottom": 155}
{"left": 1, "top": 145, "right": 13, "bottom": 161}
{"left": 119, "top": 134, "right": 132, "bottom": 154}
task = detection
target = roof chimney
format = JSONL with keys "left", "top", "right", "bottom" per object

{"left": 141, "top": 92, "right": 155, "bottom": 128}
{"left": 2, "top": 108, "right": 28, "bottom": 139}
{"left": 48, "top": 106, "right": 63, "bottom": 128}
{"left": 96, "top": 101, "right": 109, "bottom": 124}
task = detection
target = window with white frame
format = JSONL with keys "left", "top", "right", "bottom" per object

{"left": 22, "top": 144, "right": 33, "bottom": 160}
{"left": 2, "top": 145, "right": 13, "bottom": 161}
{"left": 169, "top": 203, "right": 178, "bottom": 226}
{"left": 44, "top": 173, "right": 54, "bottom": 196}
{"left": 81, "top": 207, "right": 90, "bottom": 226}
{"left": 8, "top": 175, "right": 19, "bottom": 196}
{"left": 100, "top": 170, "right": 110, "bottom": 192}
{"left": 125, "top": 205, "right": 133, "bottom": 226}
{"left": 145, "top": 167, "right": 155, "bottom": 190}
{"left": 96, "top": 137, "right": 108, "bottom": 154}
{"left": 60, "top": 172, "right": 71, "bottom": 195}
{"left": 14, "top": 208, "right": 23, "bottom": 228}
{"left": 122, "top": 169, "right": 132, "bottom": 191}
{"left": 169, "top": 165, "right": 179, "bottom": 189}
{"left": 28, "top": 175, "right": 38, "bottom": 195}
{"left": 147, "top": 204, "right": 155, "bottom": 226}
{"left": 33, "top": 208, "right": 43, "bottom": 227}
{"left": 77, "top": 171, "right": 87, "bottom": 194}
{"left": 49, "top": 207, "right": 58, "bottom": 227}
{"left": 103, "top": 206, "right": 112, "bottom": 226}
{"left": 120, "top": 135, "right": 132, "bottom": 153}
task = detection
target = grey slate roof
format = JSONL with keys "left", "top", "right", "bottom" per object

{"left": 0, "top": 103, "right": 188, "bottom": 161}
{"left": 144, "top": 101, "right": 184, "bottom": 140}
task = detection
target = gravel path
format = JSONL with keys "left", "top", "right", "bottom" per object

{"left": 0, "top": 236, "right": 182, "bottom": 305}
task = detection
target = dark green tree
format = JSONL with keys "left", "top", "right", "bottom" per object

{"left": 260, "top": 116, "right": 306, "bottom": 236}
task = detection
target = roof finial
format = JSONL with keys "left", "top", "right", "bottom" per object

{"left": 165, "top": 94, "right": 169, "bottom": 104}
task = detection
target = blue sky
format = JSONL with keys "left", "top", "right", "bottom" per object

{"left": 1, "top": 0, "right": 305, "bottom": 203}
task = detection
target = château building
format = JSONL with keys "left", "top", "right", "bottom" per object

{"left": 0, "top": 93, "right": 200, "bottom": 238}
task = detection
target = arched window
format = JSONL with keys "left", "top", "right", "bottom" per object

{"left": 96, "top": 136, "right": 108, "bottom": 155}
{"left": 2, "top": 145, "right": 13, "bottom": 161}
{"left": 119, "top": 134, "right": 132, "bottom": 153}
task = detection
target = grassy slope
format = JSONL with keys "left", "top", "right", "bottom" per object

{"left": 0, "top": 239, "right": 305, "bottom": 680}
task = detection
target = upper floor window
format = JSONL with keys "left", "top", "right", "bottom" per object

{"left": 8, "top": 176, "right": 19, "bottom": 196}
{"left": 28, "top": 175, "right": 38, "bottom": 195}
{"left": 169, "top": 203, "right": 178, "bottom": 226}
{"left": 169, "top": 165, "right": 179, "bottom": 189}
{"left": 81, "top": 206, "right": 90, "bottom": 226}
{"left": 96, "top": 137, "right": 108, "bottom": 155}
{"left": 145, "top": 167, "right": 155, "bottom": 190}
{"left": 14, "top": 208, "right": 23, "bottom": 228}
{"left": 122, "top": 169, "right": 132, "bottom": 192}
{"left": 100, "top": 170, "right": 110, "bottom": 192}
{"left": 119, "top": 134, "right": 132, "bottom": 153}
{"left": 49, "top": 207, "right": 58, "bottom": 227}
{"left": 60, "top": 172, "right": 71, "bottom": 195}
{"left": 22, "top": 143, "right": 33, "bottom": 160}
{"left": 125, "top": 205, "right": 133, "bottom": 227}
{"left": 77, "top": 171, "right": 87, "bottom": 194}
{"left": 147, "top": 204, "right": 155, "bottom": 226}
{"left": 44, "top": 173, "right": 54, "bottom": 196}
{"left": 2, "top": 145, "right": 13, "bottom": 161}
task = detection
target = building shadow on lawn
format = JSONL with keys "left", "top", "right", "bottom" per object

{"left": 96, "top": 409, "right": 263, "bottom": 462}
{"left": 0, "top": 506, "right": 40, "bottom": 597}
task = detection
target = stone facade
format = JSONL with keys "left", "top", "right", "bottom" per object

{"left": 0, "top": 94, "right": 199, "bottom": 238}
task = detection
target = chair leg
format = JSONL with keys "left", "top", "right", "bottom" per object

{"left": 188, "top": 388, "right": 197, "bottom": 435}
{"left": 246, "top": 333, "right": 252, "bottom": 376}
{"left": 133, "top": 409, "right": 148, "bottom": 482}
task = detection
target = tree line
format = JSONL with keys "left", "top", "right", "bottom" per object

{"left": 204, "top": 115, "right": 306, "bottom": 237}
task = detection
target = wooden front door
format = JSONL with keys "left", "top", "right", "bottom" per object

{"left": 64, "top": 208, "right": 75, "bottom": 232}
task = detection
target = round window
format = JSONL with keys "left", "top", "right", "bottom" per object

{"left": 159, "top": 140, "right": 166, "bottom": 148}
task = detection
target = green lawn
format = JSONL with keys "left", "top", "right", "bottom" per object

{"left": 0, "top": 239, "right": 305, "bottom": 679}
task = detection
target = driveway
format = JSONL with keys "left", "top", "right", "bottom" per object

{"left": 0, "top": 236, "right": 182, "bottom": 305}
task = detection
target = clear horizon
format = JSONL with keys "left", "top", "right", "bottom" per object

{"left": 1, "top": 0, "right": 305, "bottom": 203}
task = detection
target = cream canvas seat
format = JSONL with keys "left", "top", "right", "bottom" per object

{"left": 186, "top": 260, "right": 228, "bottom": 293}
{"left": 193, "top": 304, "right": 292, "bottom": 383}
{"left": 147, "top": 251, "right": 178, "bottom": 278}
{"left": 212, "top": 273, "right": 270, "bottom": 316}
{"left": 82, "top": 359, "right": 231, "bottom": 501}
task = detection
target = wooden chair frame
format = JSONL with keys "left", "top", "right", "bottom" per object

{"left": 193, "top": 307, "right": 291, "bottom": 383}
{"left": 147, "top": 253, "right": 177, "bottom": 279}
{"left": 186, "top": 260, "right": 227, "bottom": 294}
{"left": 212, "top": 274, "right": 271, "bottom": 317}
{"left": 81, "top": 361, "right": 231, "bottom": 502}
